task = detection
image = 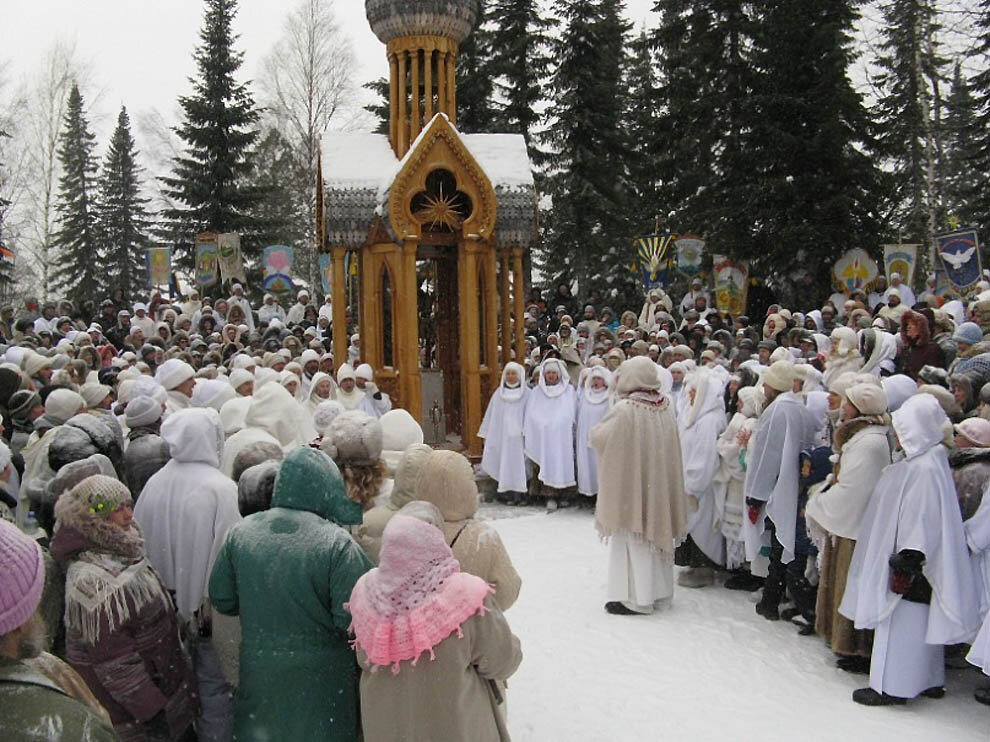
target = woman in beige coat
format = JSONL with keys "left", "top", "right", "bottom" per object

{"left": 415, "top": 449, "right": 522, "bottom": 610}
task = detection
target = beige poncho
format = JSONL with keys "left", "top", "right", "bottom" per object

{"left": 591, "top": 357, "right": 687, "bottom": 561}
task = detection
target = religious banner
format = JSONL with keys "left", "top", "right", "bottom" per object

{"left": 937, "top": 228, "right": 983, "bottom": 296}
{"left": 633, "top": 233, "right": 676, "bottom": 291}
{"left": 712, "top": 255, "right": 749, "bottom": 317}
{"left": 262, "top": 245, "right": 294, "bottom": 293}
{"left": 832, "top": 248, "right": 879, "bottom": 294}
{"left": 146, "top": 247, "right": 172, "bottom": 287}
{"left": 195, "top": 235, "right": 219, "bottom": 288}
{"left": 217, "top": 232, "right": 246, "bottom": 283}
{"left": 318, "top": 253, "right": 333, "bottom": 294}
{"left": 675, "top": 236, "right": 705, "bottom": 279}
{"left": 883, "top": 243, "right": 918, "bottom": 287}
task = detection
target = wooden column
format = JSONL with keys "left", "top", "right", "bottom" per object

{"left": 436, "top": 52, "right": 447, "bottom": 120}
{"left": 331, "top": 247, "right": 348, "bottom": 368}
{"left": 499, "top": 248, "right": 511, "bottom": 364}
{"left": 397, "top": 239, "right": 423, "bottom": 423}
{"left": 423, "top": 48, "right": 434, "bottom": 124}
{"left": 446, "top": 52, "right": 457, "bottom": 125}
{"left": 388, "top": 53, "right": 398, "bottom": 153}
{"left": 410, "top": 49, "right": 421, "bottom": 143}
{"left": 458, "top": 241, "right": 483, "bottom": 456}
{"left": 512, "top": 247, "right": 526, "bottom": 363}
{"left": 397, "top": 50, "right": 408, "bottom": 157}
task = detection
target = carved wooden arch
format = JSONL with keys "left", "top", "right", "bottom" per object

{"left": 387, "top": 114, "right": 497, "bottom": 241}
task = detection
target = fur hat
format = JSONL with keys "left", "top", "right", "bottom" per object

{"left": 155, "top": 358, "right": 195, "bottom": 390}
{"left": 0, "top": 520, "right": 45, "bottom": 635}
{"left": 231, "top": 441, "right": 284, "bottom": 484}
{"left": 237, "top": 461, "right": 280, "bottom": 517}
{"left": 44, "top": 389, "right": 87, "bottom": 425}
{"left": 313, "top": 400, "right": 346, "bottom": 435}
{"left": 125, "top": 396, "right": 162, "bottom": 428}
{"left": 321, "top": 411, "right": 383, "bottom": 466}
{"left": 49, "top": 414, "right": 123, "bottom": 476}
{"left": 79, "top": 383, "right": 112, "bottom": 409}
{"left": 762, "top": 361, "right": 795, "bottom": 393}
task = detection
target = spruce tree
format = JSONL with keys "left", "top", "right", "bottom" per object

{"left": 966, "top": 0, "right": 990, "bottom": 232}
{"left": 52, "top": 84, "right": 101, "bottom": 306}
{"left": 363, "top": 77, "right": 390, "bottom": 135}
{"left": 871, "top": 0, "right": 945, "bottom": 245}
{"left": 740, "top": 0, "right": 883, "bottom": 300}
{"left": 489, "top": 0, "right": 554, "bottom": 157}
{"left": 943, "top": 63, "right": 979, "bottom": 225}
{"left": 162, "top": 0, "right": 262, "bottom": 270}
{"left": 456, "top": 0, "right": 498, "bottom": 133}
{"left": 539, "top": 0, "right": 631, "bottom": 302}
{"left": 98, "top": 106, "right": 152, "bottom": 302}
{"left": 623, "top": 30, "right": 661, "bottom": 236}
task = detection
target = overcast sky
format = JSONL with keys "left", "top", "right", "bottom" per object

{"left": 1, "top": 0, "right": 658, "bottom": 142}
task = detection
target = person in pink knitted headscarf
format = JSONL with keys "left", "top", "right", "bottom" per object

{"left": 348, "top": 515, "right": 522, "bottom": 742}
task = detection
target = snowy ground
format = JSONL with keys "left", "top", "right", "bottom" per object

{"left": 482, "top": 505, "right": 988, "bottom": 742}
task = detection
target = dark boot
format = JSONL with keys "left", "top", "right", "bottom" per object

{"left": 852, "top": 688, "right": 906, "bottom": 706}
{"left": 724, "top": 572, "right": 764, "bottom": 591}
{"left": 974, "top": 686, "right": 990, "bottom": 706}
{"left": 605, "top": 601, "right": 640, "bottom": 615}
{"left": 836, "top": 655, "right": 870, "bottom": 674}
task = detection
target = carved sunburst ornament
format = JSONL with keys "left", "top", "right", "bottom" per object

{"left": 414, "top": 182, "right": 466, "bottom": 230}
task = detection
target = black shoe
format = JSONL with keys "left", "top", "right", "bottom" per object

{"left": 836, "top": 655, "right": 871, "bottom": 675}
{"left": 792, "top": 619, "right": 815, "bottom": 636}
{"left": 852, "top": 687, "right": 906, "bottom": 706}
{"left": 921, "top": 686, "right": 945, "bottom": 699}
{"left": 975, "top": 686, "right": 990, "bottom": 706}
{"left": 605, "top": 601, "right": 640, "bottom": 616}
{"left": 724, "top": 573, "right": 764, "bottom": 592}
{"left": 780, "top": 606, "right": 800, "bottom": 621}
{"left": 755, "top": 599, "right": 780, "bottom": 621}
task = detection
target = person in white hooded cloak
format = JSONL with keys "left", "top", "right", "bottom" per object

{"left": 221, "top": 383, "right": 300, "bottom": 477}
{"left": 523, "top": 358, "right": 577, "bottom": 511}
{"left": 840, "top": 393, "right": 980, "bottom": 706}
{"left": 335, "top": 363, "right": 366, "bottom": 411}
{"left": 675, "top": 368, "right": 728, "bottom": 587}
{"left": 479, "top": 362, "right": 529, "bottom": 502}
{"left": 575, "top": 366, "right": 612, "bottom": 501}
{"left": 354, "top": 363, "right": 392, "bottom": 418}
{"left": 964, "top": 482, "right": 990, "bottom": 705}
{"left": 134, "top": 407, "right": 241, "bottom": 739}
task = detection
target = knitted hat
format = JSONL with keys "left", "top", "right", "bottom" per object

{"left": 155, "top": 358, "right": 195, "bottom": 390}
{"left": 22, "top": 351, "right": 52, "bottom": 377}
{"left": 79, "top": 383, "right": 112, "bottom": 409}
{"left": 415, "top": 449, "right": 478, "bottom": 521}
{"left": 69, "top": 474, "right": 131, "bottom": 518}
{"left": 953, "top": 322, "right": 983, "bottom": 346}
{"left": 337, "top": 363, "right": 356, "bottom": 384}
{"left": 9, "top": 389, "right": 41, "bottom": 421}
{"left": 955, "top": 418, "right": 990, "bottom": 448}
{"left": 355, "top": 363, "right": 375, "bottom": 381}
{"left": 762, "top": 360, "right": 795, "bottom": 392}
{"left": 346, "top": 515, "right": 493, "bottom": 673}
{"left": 44, "top": 389, "right": 87, "bottom": 425}
{"left": 313, "top": 400, "right": 346, "bottom": 435}
{"left": 0, "top": 519, "right": 46, "bottom": 635}
{"left": 125, "top": 396, "right": 163, "bottom": 428}
{"left": 228, "top": 368, "right": 254, "bottom": 393}
{"left": 845, "top": 382, "right": 888, "bottom": 416}
{"left": 132, "top": 377, "right": 168, "bottom": 405}
{"left": 300, "top": 349, "right": 320, "bottom": 367}
{"left": 321, "top": 411, "right": 383, "bottom": 466}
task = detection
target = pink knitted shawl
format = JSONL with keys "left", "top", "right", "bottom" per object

{"left": 347, "top": 515, "right": 494, "bottom": 673}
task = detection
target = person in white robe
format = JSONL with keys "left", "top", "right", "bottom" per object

{"left": 280, "top": 371, "right": 318, "bottom": 444}
{"left": 156, "top": 358, "right": 196, "bottom": 416}
{"left": 479, "top": 362, "right": 529, "bottom": 502}
{"left": 575, "top": 366, "right": 612, "bottom": 499}
{"left": 285, "top": 289, "right": 311, "bottom": 325}
{"left": 840, "top": 394, "right": 980, "bottom": 705}
{"left": 522, "top": 358, "right": 577, "bottom": 511}
{"left": 227, "top": 283, "right": 255, "bottom": 332}
{"left": 306, "top": 372, "right": 337, "bottom": 413}
{"left": 859, "top": 328, "right": 898, "bottom": 377}
{"left": 134, "top": 407, "right": 241, "bottom": 739}
{"left": 883, "top": 273, "right": 916, "bottom": 308}
{"left": 355, "top": 363, "right": 392, "bottom": 418}
{"left": 714, "top": 385, "right": 763, "bottom": 576}
{"left": 822, "top": 327, "right": 864, "bottom": 391}
{"left": 965, "top": 482, "right": 990, "bottom": 705}
{"left": 348, "top": 333, "right": 361, "bottom": 366}
{"left": 743, "top": 361, "right": 817, "bottom": 617}
{"left": 668, "top": 362, "right": 687, "bottom": 419}
{"left": 257, "top": 294, "right": 286, "bottom": 325}
{"left": 676, "top": 369, "right": 728, "bottom": 587}
{"left": 592, "top": 357, "right": 686, "bottom": 615}
{"left": 336, "top": 363, "right": 367, "bottom": 411}
{"left": 220, "top": 383, "right": 300, "bottom": 477}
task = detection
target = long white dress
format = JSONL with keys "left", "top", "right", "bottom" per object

{"left": 523, "top": 358, "right": 577, "bottom": 489}
{"left": 679, "top": 371, "right": 728, "bottom": 565}
{"left": 479, "top": 363, "right": 529, "bottom": 494}
{"left": 713, "top": 386, "right": 762, "bottom": 570}
{"left": 575, "top": 368, "right": 612, "bottom": 496}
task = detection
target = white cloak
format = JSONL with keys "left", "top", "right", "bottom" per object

{"left": 479, "top": 364, "right": 529, "bottom": 493}
{"left": 523, "top": 359, "right": 577, "bottom": 489}
{"left": 575, "top": 368, "right": 612, "bottom": 496}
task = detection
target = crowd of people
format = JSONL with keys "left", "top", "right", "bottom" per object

{"left": 0, "top": 269, "right": 987, "bottom": 739}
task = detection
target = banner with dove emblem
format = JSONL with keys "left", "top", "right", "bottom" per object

{"left": 937, "top": 228, "right": 982, "bottom": 295}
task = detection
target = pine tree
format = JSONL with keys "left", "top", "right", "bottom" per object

{"left": 52, "top": 83, "right": 101, "bottom": 306}
{"left": 363, "top": 77, "right": 390, "bottom": 135}
{"left": 539, "top": 0, "right": 632, "bottom": 302}
{"left": 943, "top": 63, "right": 979, "bottom": 225}
{"left": 162, "top": 0, "right": 262, "bottom": 270}
{"left": 456, "top": 0, "right": 498, "bottom": 133}
{"left": 740, "top": 0, "right": 883, "bottom": 301}
{"left": 966, "top": 0, "right": 990, "bottom": 232}
{"left": 489, "top": 0, "right": 555, "bottom": 157}
{"left": 871, "top": 0, "right": 945, "bottom": 246}
{"left": 98, "top": 106, "right": 152, "bottom": 302}
{"left": 623, "top": 29, "right": 661, "bottom": 236}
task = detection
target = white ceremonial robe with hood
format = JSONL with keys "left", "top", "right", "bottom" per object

{"left": 742, "top": 391, "right": 816, "bottom": 564}
{"left": 679, "top": 370, "right": 728, "bottom": 565}
{"left": 220, "top": 383, "right": 301, "bottom": 477}
{"left": 713, "top": 386, "right": 762, "bottom": 569}
{"left": 840, "top": 395, "right": 980, "bottom": 698}
{"left": 523, "top": 358, "right": 577, "bottom": 489}
{"left": 575, "top": 367, "right": 612, "bottom": 496}
{"left": 479, "top": 362, "right": 529, "bottom": 493}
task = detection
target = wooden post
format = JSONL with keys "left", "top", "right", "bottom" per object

{"left": 388, "top": 53, "right": 398, "bottom": 153}
{"left": 446, "top": 52, "right": 457, "bottom": 126}
{"left": 410, "top": 49, "right": 421, "bottom": 144}
{"left": 331, "top": 247, "right": 348, "bottom": 368}
{"left": 499, "top": 247, "right": 511, "bottom": 364}
{"left": 512, "top": 247, "right": 526, "bottom": 363}
{"left": 397, "top": 50, "right": 408, "bottom": 157}
{"left": 437, "top": 51, "right": 447, "bottom": 120}
{"left": 423, "top": 47, "right": 434, "bottom": 125}
{"left": 397, "top": 239, "right": 423, "bottom": 423}
{"left": 458, "top": 240, "right": 483, "bottom": 456}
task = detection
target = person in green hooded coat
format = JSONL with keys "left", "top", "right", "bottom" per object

{"left": 208, "top": 447, "right": 373, "bottom": 741}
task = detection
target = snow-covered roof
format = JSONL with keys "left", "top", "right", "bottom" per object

{"left": 321, "top": 120, "right": 537, "bottom": 249}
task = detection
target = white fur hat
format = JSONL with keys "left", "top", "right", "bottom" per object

{"left": 355, "top": 363, "right": 374, "bottom": 381}
{"left": 156, "top": 358, "right": 195, "bottom": 390}
{"left": 320, "top": 410, "right": 383, "bottom": 466}
{"left": 337, "top": 363, "right": 356, "bottom": 384}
